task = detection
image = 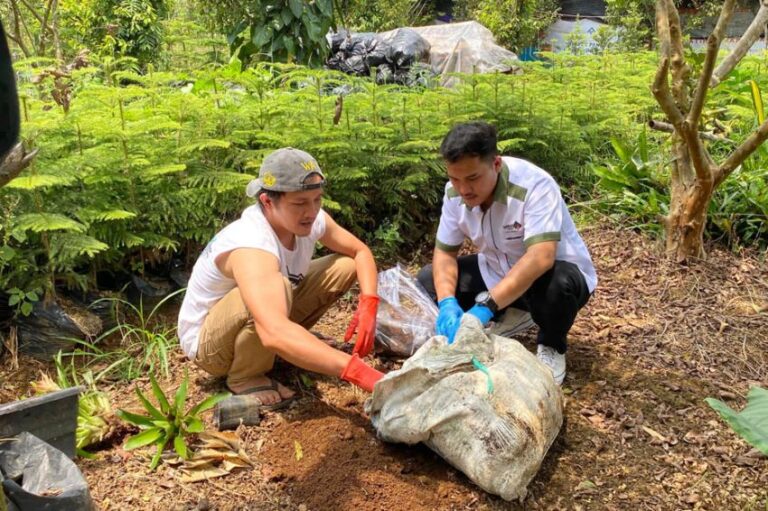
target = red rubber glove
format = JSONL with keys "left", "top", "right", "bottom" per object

{"left": 340, "top": 354, "right": 384, "bottom": 392}
{"left": 344, "top": 294, "right": 380, "bottom": 357}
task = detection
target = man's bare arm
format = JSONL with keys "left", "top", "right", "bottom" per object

{"left": 489, "top": 241, "right": 556, "bottom": 309}
{"left": 225, "top": 248, "right": 351, "bottom": 377}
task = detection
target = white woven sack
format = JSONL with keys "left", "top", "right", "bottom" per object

{"left": 366, "top": 314, "right": 563, "bottom": 501}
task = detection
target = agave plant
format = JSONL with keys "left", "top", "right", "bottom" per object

{"left": 117, "top": 371, "right": 230, "bottom": 470}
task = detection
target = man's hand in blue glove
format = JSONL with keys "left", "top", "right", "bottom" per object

{"left": 466, "top": 304, "right": 494, "bottom": 326}
{"left": 436, "top": 296, "right": 463, "bottom": 344}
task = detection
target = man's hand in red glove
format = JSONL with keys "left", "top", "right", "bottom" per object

{"left": 340, "top": 354, "right": 384, "bottom": 392}
{"left": 344, "top": 294, "right": 380, "bottom": 357}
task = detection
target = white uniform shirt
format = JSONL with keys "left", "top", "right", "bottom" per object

{"left": 435, "top": 156, "right": 597, "bottom": 293}
{"left": 178, "top": 205, "right": 327, "bottom": 359}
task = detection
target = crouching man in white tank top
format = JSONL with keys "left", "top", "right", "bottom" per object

{"left": 178, "top": 148, "right": 383, "bottom": 410}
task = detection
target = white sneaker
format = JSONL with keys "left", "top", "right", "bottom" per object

{"left": 537, "top": 345, "right": 566, "bottom": 385}
{"left": 489, "top": 308, "right": 535, "bottom": 337}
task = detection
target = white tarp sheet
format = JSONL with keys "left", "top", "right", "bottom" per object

{"left": 380, "top": 21, "right": 519, "bottom": 87}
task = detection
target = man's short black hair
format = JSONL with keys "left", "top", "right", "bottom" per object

{"left": 257, "top": 189, "right": 285, "bottom": 209}
{"left": 439, "top": 121, "right": 498, "bottom": 163}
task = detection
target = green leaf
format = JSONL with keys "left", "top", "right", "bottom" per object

{"left": 149, "top": 439, "right": 165, "bottom": 470}
{"left": 25, "top": 291, "right": 39, "bottom": 301}
{"left": 316, "top": 0, "right": 333, "bottom": 19}
{"left": 281, "top": 7, "right": 294, "bottom": 26}
{"left": 252, "top": 26, "right": 273, "bottom": 48}
{"left": 283, "top": 35, "right": 296, "bottom": 56}
{"left": 177, "top": 139, "right": 231, "bottom": 154}
{"left": 49, "top": 233, "right": 109, "bottom": 260}
{"left": 174, "top": 373, "right": 189, "bottom": 417}
{"left": 150, "top": 374, "right": 171, "bottom": 415}
{"left": 4, "top": 174, "right": 75, "bottom": 190}
{"left": 142, "top": 163, "right": 187, "bottom": 178}
{"left": 184, "top": 417, "right": 204, "bottom": 433}
{"left": 706, "top": 386, "right": 768, "bottom": 456}
{"left": 0, "top": 246, "right": 15, "bottom": 261}
{"left": 174, "top": 434, "right": 189, "bottom": 459}
{"left": 20, "top": 302, "right": 33, "bottom": 316}
{"left": 610, "top": 138, "right": 631, "bottom": 164}
{"left": 124, "top": 427, "right": 164, "bottom": 450}
{"left": 13, "top": 214, "right": 86, "bottom": 234}
{"left": 8, "top": 294, "right": 20, "bottom": 306}
{"left": 750, "top": 80, "right": 765, "bottom": 125}
{"left": 188, "top": 392, "right": 231, "bottom": 417}
{"left": 289, "top": 0, "right": 303, "bottom": 18}
{"left": 116, "top": 409, "right": 157, "bottom": 428}
{"left": 299, "top": 373, "right": 315, "bottom": 388}
{"left": 135, "top": 387, "right": 165, "bottom": 421}
{"left": 638, "top": 127, "right": 649, "bottom": 163}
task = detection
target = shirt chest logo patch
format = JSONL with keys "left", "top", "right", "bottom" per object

{"left": 503, "top": 222, "right": 523, "bottom": 240}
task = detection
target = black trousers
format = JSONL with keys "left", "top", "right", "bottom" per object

{"left": 416, "top": 254, "right": 592, "bottom": 353}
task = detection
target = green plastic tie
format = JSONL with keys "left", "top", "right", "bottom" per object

{"left": 471, "top": 356, "right": 494, "bottom": 395}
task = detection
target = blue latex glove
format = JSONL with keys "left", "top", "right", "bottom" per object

{"left": 466, "top": 304, "right": 494, "bottom": 326}
{"left": 436, "top": 297, "right": 463, "bottom": 344}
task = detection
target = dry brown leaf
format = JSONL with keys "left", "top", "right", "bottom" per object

{"left": 641, "top": 425, "right": 667, "bottom": 442}
{"left": 179, "top": 464, "right": 231, "bottom": 483}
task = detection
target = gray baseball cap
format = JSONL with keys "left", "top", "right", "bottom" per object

{"left": 246, "top": 147, "right": 326, "bottom": 198}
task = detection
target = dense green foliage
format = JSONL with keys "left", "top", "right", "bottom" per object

{"left": 3, "top": 49, "right": 663, "bottom": 298}
{"left": 3, "top": 13, "right": 767, "bottom": 301}
{"left": 454, "top": 0, "right": 559, "bottom": 52}
{"left": 193, "top": 0, "right": 334, "bottom": 67}
{"left": 592, "top": 54, "right": 768, "bottom": 247}
{"left": 337, "top": 0, "right": 433, "bottom": 32}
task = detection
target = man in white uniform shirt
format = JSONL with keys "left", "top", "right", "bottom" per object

{"left": 417, "top": 122, "right": 597, "bottom": 384}
{"left": 178, "top": 148, "right": 384, "bottom": 410}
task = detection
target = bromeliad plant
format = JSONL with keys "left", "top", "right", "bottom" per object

{"left": 30, "top": 351, "right": 116, "bottom": 456}
{"left": 117, "top": 372, "right": 230, "bottom": 470}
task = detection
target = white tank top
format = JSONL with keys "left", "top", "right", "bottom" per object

{"left": 177, "top": 205, "right": 327, "bottom": 359}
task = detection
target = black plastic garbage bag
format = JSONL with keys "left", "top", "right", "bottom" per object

{"left": 385, "top": 28, "right": 430, "bottom": 68}
{"left": 16, "top": 299, "right": 101, "bottom": 359}
{"left": 339, "top": 32, "right": 378, "bottom": 56}
{"left": 0, "top": 432, "right": 95, "bottom": 511}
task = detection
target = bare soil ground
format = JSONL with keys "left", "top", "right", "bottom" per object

{"left": 1, "top": 225, "right": 767, "bottom": 510}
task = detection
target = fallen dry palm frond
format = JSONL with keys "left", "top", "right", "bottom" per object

{"left": 164, "top": 431, "right": 253, "bottom": 483}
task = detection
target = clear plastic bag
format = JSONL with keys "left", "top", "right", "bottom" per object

{"left": 375, "top": 265, "right": 438, "bottom": 357}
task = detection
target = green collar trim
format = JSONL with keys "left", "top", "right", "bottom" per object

{"left": 448, "top": 162, "right": 526, "bottom": 209}
{"left": 492, "top": 163, "right": 511, "bottom": 205}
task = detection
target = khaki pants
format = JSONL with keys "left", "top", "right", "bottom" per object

{"left": 194, "top": 254, "right": 356, "bottom": 389}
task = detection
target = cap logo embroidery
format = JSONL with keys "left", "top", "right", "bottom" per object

{"left": 301, "top": 160, "right": 318, "bottom": 171}
{"left": 262, "top": 172, "right": 276, "bottom": 187}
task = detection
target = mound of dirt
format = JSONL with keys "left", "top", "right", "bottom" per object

{"left": 260, "top": 402, "right": 481, "bottom": 511}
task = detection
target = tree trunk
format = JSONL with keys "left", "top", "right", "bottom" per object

{"left": 665, "top": 134, "right": 710, "bottom": 261}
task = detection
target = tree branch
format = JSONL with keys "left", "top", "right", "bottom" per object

{"left": 663, "top": 0, "right": 690, "bottom": 107}
{"left": 688, "top": 0, "right": 736, "bottom": 126}
{"left": 9, "top": 0, "right": 32, "bottom": 58}
{"left": 0, "top": 144, "right": 38, "bottom": 189}
{"left": 656, "top": 0, "right": 671, "bottom": 58}
{"left": 651, "top": 57, "right": 685, "bottom": 127}
{"left": 4, "top": 27, "right": 31, "bottom": 59}
{"left": 648, "top": 120, "right": 735, "bottom": 143}
{"left": 711, "top": 1, "right": 768, "bottom": 87}
{"left": 16, "top": 0, "right": 45, "bottom": 25}
{"left": 716, "top": 118, "right": 768, "bottom": 185}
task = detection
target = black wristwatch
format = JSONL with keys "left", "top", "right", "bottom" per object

{"left": 475, "top": 291, "right": 499, "bottom": 314}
